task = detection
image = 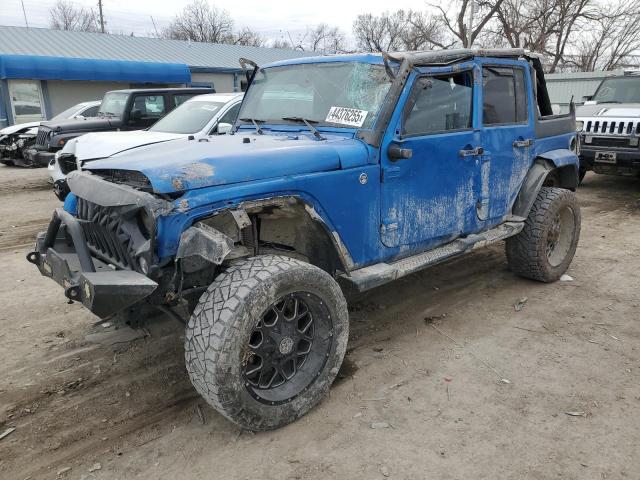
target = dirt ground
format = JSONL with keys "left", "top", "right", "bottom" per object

{"left": 0, "top": 164, "right": 638, "bottom": 480}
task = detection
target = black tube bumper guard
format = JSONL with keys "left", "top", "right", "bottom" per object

{"left": 26, "top": 208, "right": 158, "bottom": 319}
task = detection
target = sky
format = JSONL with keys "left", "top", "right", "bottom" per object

{"left": 1, "top": 0, "right": 431, "bottom": 46}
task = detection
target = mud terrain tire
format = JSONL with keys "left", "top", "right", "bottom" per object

{"left": 506, "top": 187, "right": 580, "bottom": 282}
{"left": 185, "top": 255, "right": 349, "bottom": 431}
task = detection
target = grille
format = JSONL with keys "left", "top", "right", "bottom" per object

{"left": 35, "top": 128, "right": 51, "bottom": 148}
{"left": 584, "top": 119, "right": 640, "bottom": 135}
{"left": 58, "top": 155, "right": 78, "bottom": 174}
{"left": 587, "top": 137, "right": 634, "bottom": 148}
{"left": 76, "top": 197, "right": 142, "bottom": 270}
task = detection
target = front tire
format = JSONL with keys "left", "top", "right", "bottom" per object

{"left": 506, "top": 187, "right": 581, "bottom": 282}
{"left": 185, "top": 255, "right": 349, "bottom": 431}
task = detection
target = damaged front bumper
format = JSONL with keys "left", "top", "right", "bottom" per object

{"left": 27, "top": 208, "right": 158, "bottom": 319}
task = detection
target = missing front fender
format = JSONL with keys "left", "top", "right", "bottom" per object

{"left": 176, "top": 222, "right": 234, "bottom": 273}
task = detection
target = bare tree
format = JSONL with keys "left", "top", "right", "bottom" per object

{"left": 293, "top": 24, "right": 346, "bottom": 53}
{"left": 434, "top": 0, "right": 506, "bottom": 47}
{"left": 49, "top": 0, "right": 99, "bottom": 32}
{"left": 569, "top": 1, "right": 640, "bottom": 71}
{"left": 231, "top": 27, "right": 265, "bottom": 47}
{"left": 270, "top": 38, "right": 293, "bottom": 49}
{"left": 401, "top": 10, "right": 454, "bottom": 50}
{"left": 353, "top": 12, "right": 405, "bottom": 52}
{"left": 162, "top": 0, "right": 234, "bottom": 43}
{"left": 353, "top": 10, "right": 447, "bottom": 52}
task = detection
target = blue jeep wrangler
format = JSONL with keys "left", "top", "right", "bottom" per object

{"left": 28, "top": 49, "right": 581, "bottom": 430}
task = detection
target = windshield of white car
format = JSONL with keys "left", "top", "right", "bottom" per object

{"left": 52, "top": 104, "right": 87, "bottom": 121}
{"left": 149, "top": 101, "right": 227, "bottom": 134}
{"left": 238, "top": 62, "right": 392, "bottom": 130}
{"left": 592, "top": 77, "right": 640, "bottom": 103}
{"left": 98, "top": 92, "right": 128, "bottom": 117}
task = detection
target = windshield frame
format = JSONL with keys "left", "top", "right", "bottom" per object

{"left": 592, "top": 76, "right": 640, "bottom": 104}
{"left": 236, "top": 60, "right": 393, "bottom": 132}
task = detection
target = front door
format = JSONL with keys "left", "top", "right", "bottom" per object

{"left": 8, "top": 80, "right": 45, "bottom": 124}
{"left": 480, "top": 64, "right": 534, "bottom": 223}
{"left": 380, "top": 68, "right": 482, "bottom": 249}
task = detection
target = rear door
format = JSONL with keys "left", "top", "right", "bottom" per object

{"left": 380, "top": 67, "right": 483, "bottom": 249}
{"left": 480, "top": 64, "right": 534, "bottom": 223}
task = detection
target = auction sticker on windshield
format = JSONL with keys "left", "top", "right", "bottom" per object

{"left": 325, "top": 107, "right": 368, "bottom": 127}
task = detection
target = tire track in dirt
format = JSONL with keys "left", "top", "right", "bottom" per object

{"left": 0, "top": 218, "right": 50, "bottom": 251}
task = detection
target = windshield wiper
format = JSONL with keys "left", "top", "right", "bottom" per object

{"left": 281, "top": 117, "right": 326, "bottom": 140}
{"left": 239, "top": 117, "right": 264, "bottom": 135}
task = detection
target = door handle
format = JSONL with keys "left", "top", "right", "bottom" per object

{"left": 513, "top": 139, "right": 533, "bottom": 148}
{"left": 459, "top": 146, "right": 484, "bottom": 157}
{"left": 388, "top": 143, "right": 413, "bottom": 161}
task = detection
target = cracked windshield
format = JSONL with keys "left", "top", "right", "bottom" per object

{"left": 239, "top": 61, "right": 392, "bottom": 129}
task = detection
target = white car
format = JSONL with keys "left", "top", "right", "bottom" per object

{"left": 0, "top": 101, "right": 101, "bottom": 167}
{"left": 49, "top": 93, "right": 243, "bottom": 200}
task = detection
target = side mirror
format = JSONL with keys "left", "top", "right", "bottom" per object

{"left": 129, "top": 109, "right": 142, "bottom": 122}
{"left": 217, "top": 122, "right": 232, "bottom": 135}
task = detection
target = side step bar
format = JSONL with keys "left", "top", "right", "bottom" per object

{"left": 339, "top": 221, "right": 524, "bottom": 292}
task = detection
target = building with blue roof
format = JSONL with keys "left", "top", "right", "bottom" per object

{"left": 0, "top": 26, "right": 311, "bottom": 127}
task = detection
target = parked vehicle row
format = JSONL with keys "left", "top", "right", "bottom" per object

{"left": 0, "top": 101, "right": 100, "bottom": 167}
{"left": 28, "top": 49, "right": 581, "bottom": 432}
{"left": 24, "top": 87, "right": 213, "bottom": 168}
{"left": 49, "top": 92, "right": 242, "bottom": 200}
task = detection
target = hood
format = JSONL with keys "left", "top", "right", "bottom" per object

{"left": 0, "top": 121, "right": 41, "bottom": 135}
{"left": 576, "top": 103, "right": 640, "bottom": 118}
{"left": 41, "top": 116, "right": 118, "bottom": 133}
{"left": 71, "top": 130, "right": 185, "bottom": 161}
{"left": 84, "top": 132, "right": 369, "bottom": 193}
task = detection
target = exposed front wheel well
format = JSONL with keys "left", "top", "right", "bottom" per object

{"left": 196, "top": 197, "right": 349, "bottom": 276}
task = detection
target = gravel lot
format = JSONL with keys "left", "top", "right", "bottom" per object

{"left": 0, "top": 165, "right": 638, "bottom": 479}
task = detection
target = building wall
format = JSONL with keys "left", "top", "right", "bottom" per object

{"left": 190, "top": 72, "right": 235, "bottom": 92}
{"left": 44, "top": 80, "right": 132, "bottom": 117}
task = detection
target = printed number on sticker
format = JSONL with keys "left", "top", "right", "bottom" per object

{"left": 325, "top": 107, "right": 368, "bottom": 127}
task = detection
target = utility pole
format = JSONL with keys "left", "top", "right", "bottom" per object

{"left": 97, "top": 0, "right": 105, "bottom": 33}
{"left": 21, "top": 0, "right": 29, "bottom": 28}
{"left": 467, "top": 0, "right": 475, "bottom": 48}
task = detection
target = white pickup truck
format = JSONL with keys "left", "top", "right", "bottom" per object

{"left": 48, "top": 93, "right": 242, "bottom": 200}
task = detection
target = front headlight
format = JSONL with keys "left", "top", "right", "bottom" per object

{"left": 576, "top": 121, "right": 584, "bottom": 132}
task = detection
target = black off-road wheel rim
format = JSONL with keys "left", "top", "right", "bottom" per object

{"left": 242, "top": 292, "right": 333, "bottom": 405}
{"left": 546, "top": 205, "right": 576, "bottom": 267}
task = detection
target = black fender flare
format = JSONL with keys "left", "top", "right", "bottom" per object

{"left": 512, "top": 157, "right": 578, "bottom": 218}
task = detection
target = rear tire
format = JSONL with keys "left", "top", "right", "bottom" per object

{"left": 185, "top": 255, "right": 348, "bottom": 431}
{"left": 506, "top": 187, "right": 580, "bottom": 282}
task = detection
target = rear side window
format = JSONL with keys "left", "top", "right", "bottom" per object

{"left": 132, "top": 95, "right": 166, "bottom": 119}
{"left": 483, "top": 67, "right": 528, "bottom": 125}
{"left": 402, "top": 72, "right": 473, "bottom": 136}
